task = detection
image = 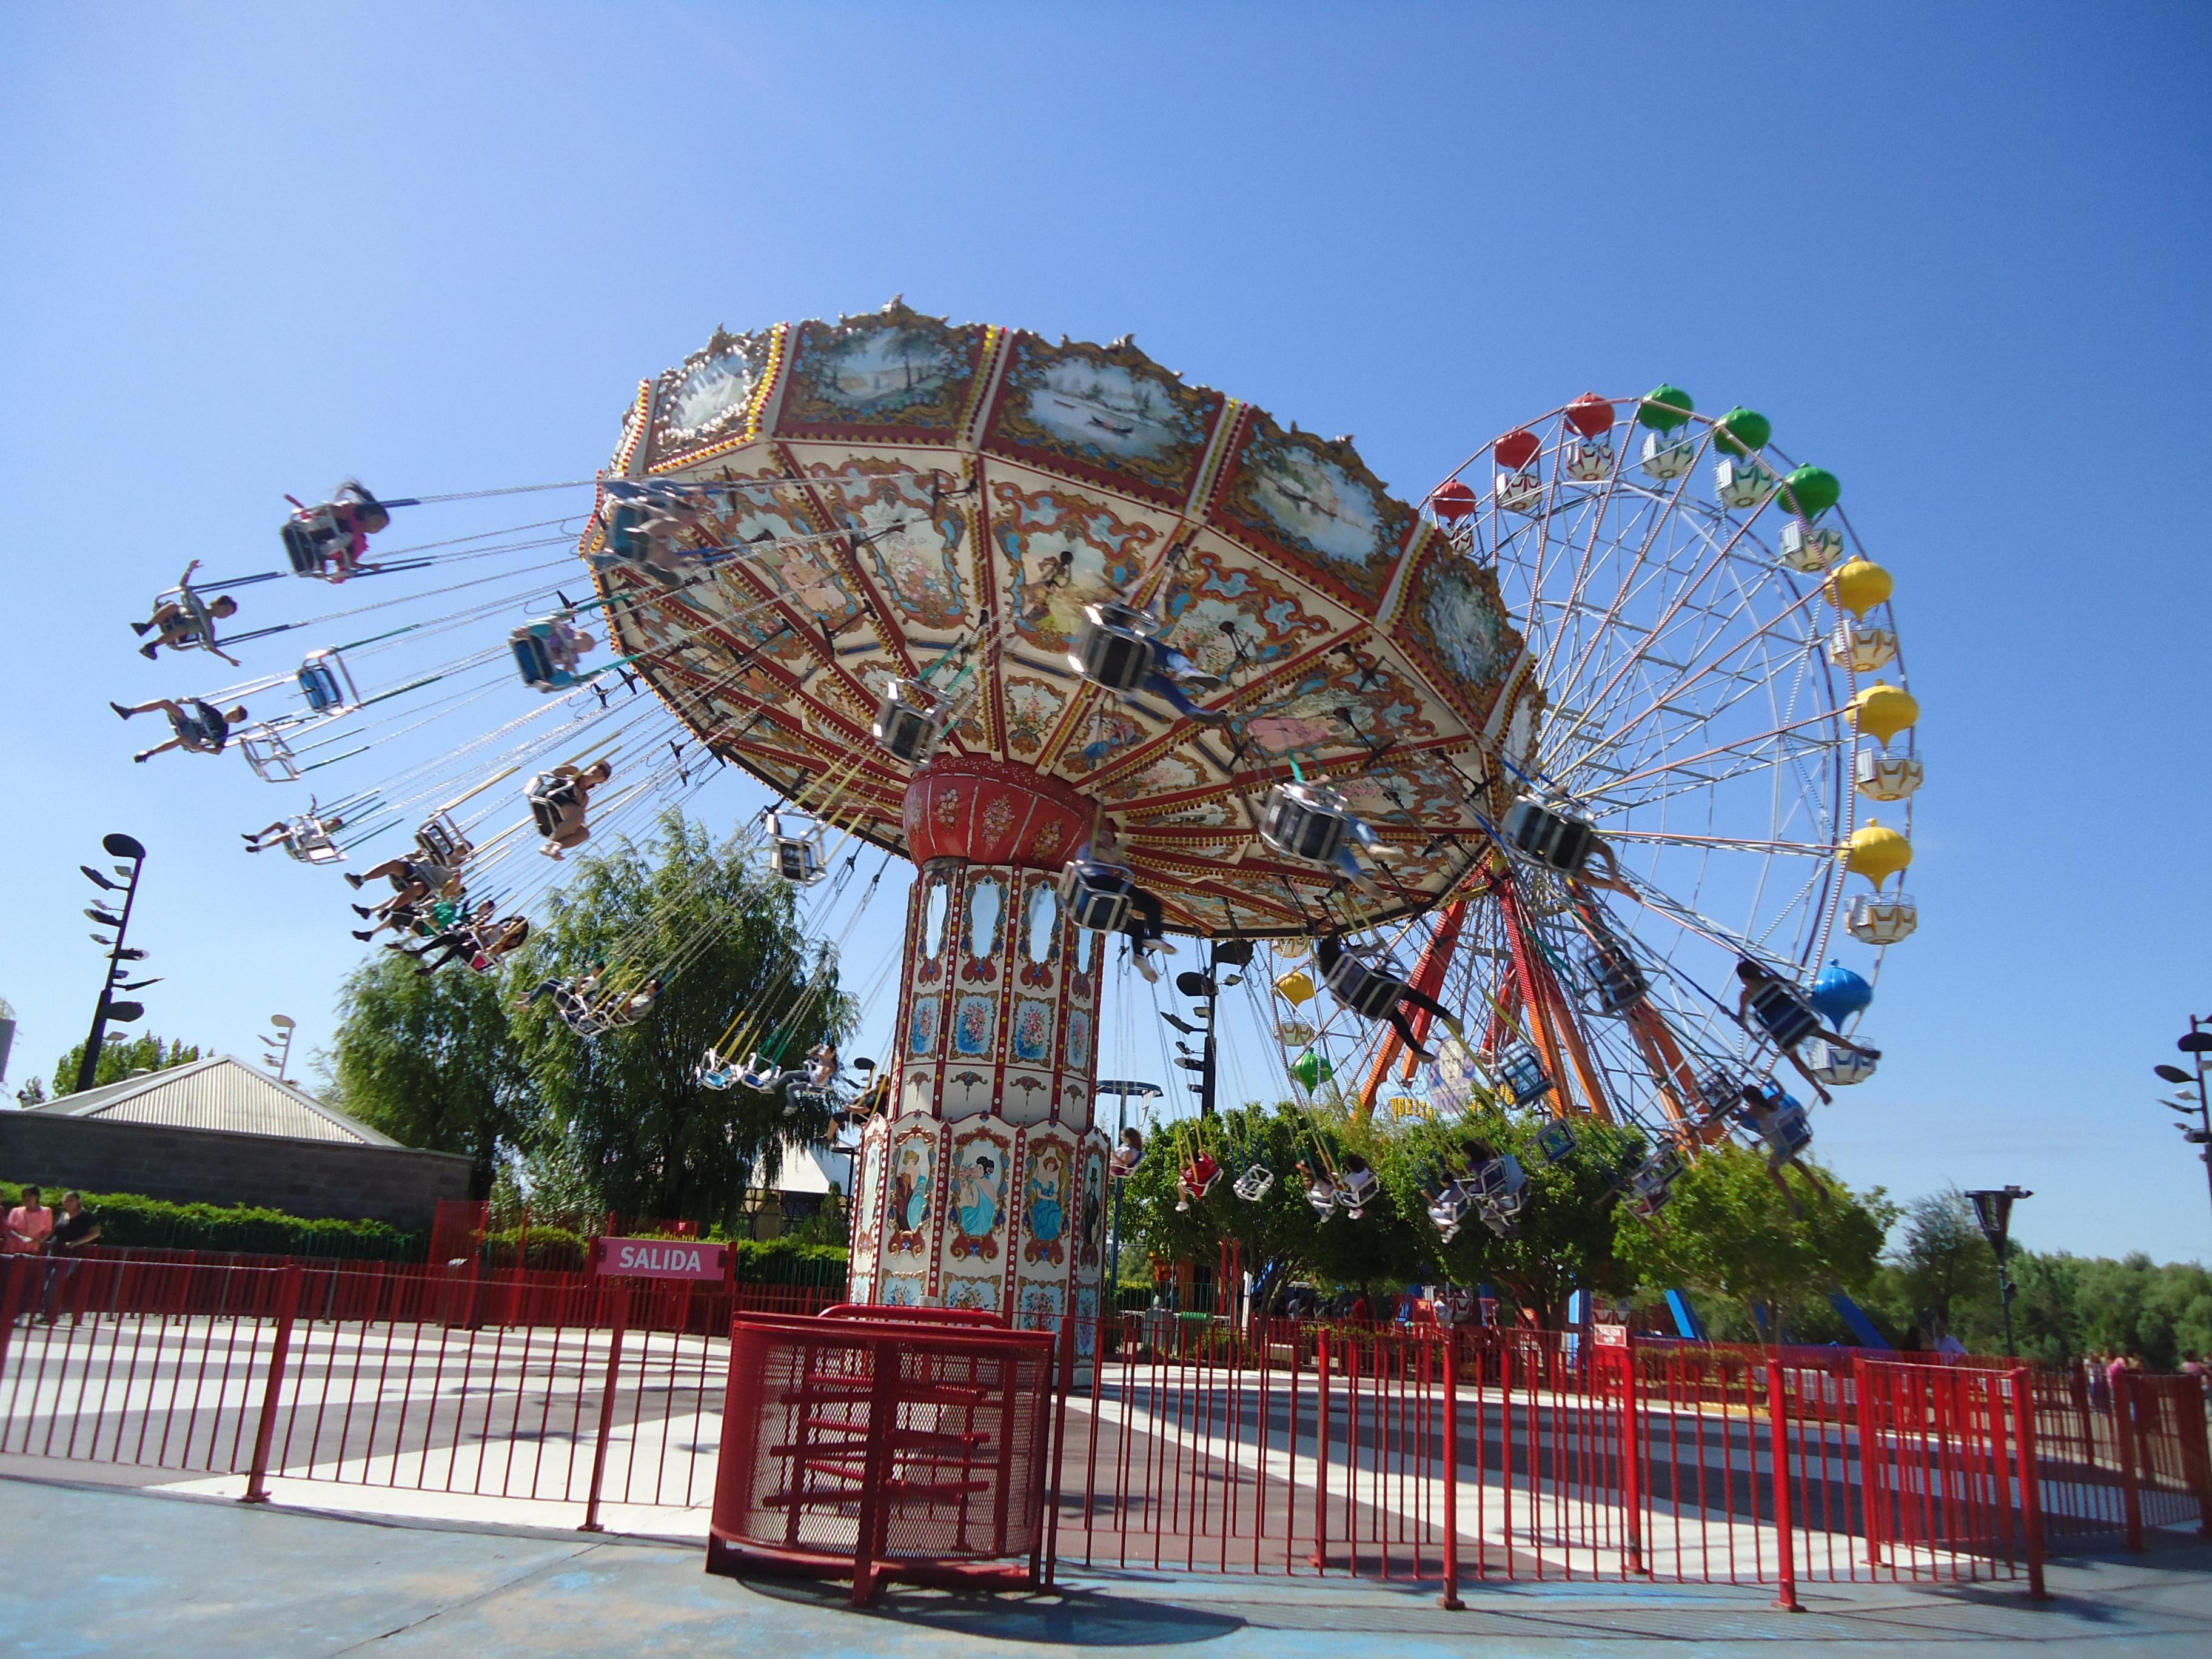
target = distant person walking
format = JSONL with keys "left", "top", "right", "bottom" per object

{"left": 4, "top": 1187, "right": 53, "bottom": 1255}
{"left": 39, "top": 1193, "right": 101, "bottom": 1324}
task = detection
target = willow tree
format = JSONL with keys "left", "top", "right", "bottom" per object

{"left": 510, "top": 810, "right": 855, "bottom": 1229}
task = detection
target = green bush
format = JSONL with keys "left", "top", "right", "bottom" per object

{"left": 0, "top": 1181, "right": 421, "bottom": 1262}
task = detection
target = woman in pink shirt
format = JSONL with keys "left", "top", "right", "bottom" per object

{"left": 4, "top": 1186, "right": 54, "bottom": 1253}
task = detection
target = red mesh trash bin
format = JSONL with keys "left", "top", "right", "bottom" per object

{"left": 708, "top": 1309, "right": 1059, "bottom": 1604}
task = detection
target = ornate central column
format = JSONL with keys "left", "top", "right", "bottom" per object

{"left": 845, "top": 759, "right": 1111, "bottom": 1344}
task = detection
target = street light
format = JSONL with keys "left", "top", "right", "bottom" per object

{"left": 75, "top": 833, "right": 149, "bottom": 1094}
{"left": 2150, "top": 1019, "right": 2212, "bottom": 1234}
{"left": 261, "top": 1014, "right": 297, "bottom": 1084}
{"left": 1964, "top": 1185, "right": 2033, "bottom": 1358}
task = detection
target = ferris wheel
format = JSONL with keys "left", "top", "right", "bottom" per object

{"left": 1304, "top": 387, "right": 1917, "bottom": 1159}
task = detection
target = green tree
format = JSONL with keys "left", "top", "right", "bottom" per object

{"left": 1614, "top": 1144, "right": 1897, "bottom": 1338}
{"left": 329, "top": 954, "right": 537, "bottom": 1195}
{"left": 511, "top": 811, "right": 854, "bottom": 1230}
{"left": 1376, "top": 1108, "right": 1646, "bottom": 1328}
{"left": 1890, "top": 1186, "right": 1996, "bottom": 1341}
{"left": 1118, "top": 1104, "right": 1420, "bottom": 1313}
{"left": 34, "top": 1033, "right": 204, "bottom": 1099}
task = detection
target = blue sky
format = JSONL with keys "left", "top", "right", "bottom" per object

{"left": 2, "top": 4, "right": 2206, "bottom": 1263}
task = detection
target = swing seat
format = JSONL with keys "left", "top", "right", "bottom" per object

{"left": 526, "top": 776, "right": 581, "bottom": 839}
{"left": 1233, "top": 1164, "right": 1275, "bottom": 1202}
{"left": 1465, "top": 1153, "right": 1527, "bottom": 1210}
{"left": 151, "top": 587, "right": 216, "bottom": 650}
{"left": 1070, "top": 603, "right": 1158, "bottom": 695}
{"left": 1535, "top": 1118, "right": 1577, "bottom": 1164}
{"left": 1258, "top": 783, "right": 1359, "bottom": 869}
{"left": 1338, "top": 1166, "right": 1378, "bottom": 1208}
{"left": 1630, "top": 1148, "right": 1683, "bottom": 1213}
{"left": 298, "top": 648, "right": 358, "bottom": 715}
{"left": 1582, "top": 947, "right": 1647, "bottom": 1016}
{"left": 1501, "top": 797, "right": 1600, "bottom": 876}
{"left": 281, "top": 507, "right": 344, "bottom": 576}
{"left": 1303, "top": 1181, "right": 1339, "bottom": 1219}
{"left": 1322, "top": 947, "right": 1412, "bottom": 1022}
{"left": 1059, "top": 859, "right": 1136, "bottom": 933}
{"left": 1748, "top": 980, "right": 1820, "bottom": 1051}
{"left": 737, "top": 1053, "right": 785, "bottom": 1091}
{"left": 1428, "top": 1189, "right": 1472, "bottom": 1230}
{"left": 773, "top": 821, "right": 827, "bottom": 885}
{"left": 511, "top": 622, "right": 590, "bottom": 692}
{"left": 414, "top": 814, "right": 474, "bottom": 869}
{"left": 1494, "top": 1043, "right": 1553, "bottom": 1107}
{"left": 238, "top": 723, "right": 303, "bottom": 782}
{"left": 283, "top": 825, "right": 344, "bottom": 865}
{"left": 873, "top": 679, "right": 947, "bottom": 765}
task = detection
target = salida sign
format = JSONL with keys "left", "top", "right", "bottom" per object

{"left": 593, "top": 1236, "right": 726, "bottom": 1282}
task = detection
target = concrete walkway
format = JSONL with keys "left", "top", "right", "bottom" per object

{"left": 4, "top": 1472, "right": 2210, "bottom": 1658}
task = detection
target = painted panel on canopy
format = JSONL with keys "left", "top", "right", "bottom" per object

{"left": 1155, "top": 538, "right": 1335, "bottom": 679}
{"left": 1210, "top": 412, "right": 1418, "bottom": 614}
{"left": 981, "top": 333, "right": 1226, "bottom": 508}
{"left": 774, "top": 304, "right": 991, "bottom": 443}
{"left": 648, "top": 326, "right": 780, "bottom": 466}
{"left": 801, "top": 453, "right": 973, "bottom": 632}
{"left": 1392, "top": 539, "right": 1535, "bottom": 740}
{"left": 987, "top": 474, "right": 1170, "bottom": 657}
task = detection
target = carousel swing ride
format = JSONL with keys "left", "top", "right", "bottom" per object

{"left": 123, "top": 301, "right": 1917, "bottom": 1335}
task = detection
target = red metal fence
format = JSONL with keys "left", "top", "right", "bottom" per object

{"left": 3, "top": 1255, "right": 2205, "bottom": 1603}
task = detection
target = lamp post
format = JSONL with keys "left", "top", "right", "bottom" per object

{"left": 2152, "top": 1016, "right": 2212, "bottom": 1233}
{"left": 261, "top": 1014, "right": 297, "bottom": 1084}
{"left": 1965, "top": 1185, "right": 2033, "bottom": 1358}
{"left": 76, "top": 834, "right": 155, "bottom": 1094}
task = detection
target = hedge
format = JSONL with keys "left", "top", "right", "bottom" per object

{"left": 475, "top": 1224, "right": 847, "bottom": 1284}
{"left": 0, "top": 1181, "right": 421, "bottom": 1262}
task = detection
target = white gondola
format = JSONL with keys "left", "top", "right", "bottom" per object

{"left": 1322, "top": 942, "right": 1412, "bottom": 1021}
{"left": 1805, "top": 1039, "right": 1878, "bottom": 1087}
{"left": 297, "top": 648, "right": 360, "bottom": 715}
{"left": 872, "top": 678, "right": 948, "bottom": 765}
{"left": 1337, "top": 1160, "right": 1379, "bottom": 1218}
{"left": 1495, "top": 1043, "right": 1553, "bottom": 1107}
{"left": 1463, "top": 1151, "right": 1527, "bottom": 1216}
{"left": 1563, "top": 438, "right": 1613, "bottom": 482}
{"left": 238, "top": 721, "right": 304, "bottom": 783}
{"left": 1274, "top": 1020, "right": 1316, "bottom": 1047}
{"left": 1058, "top": 858, "right": 1136, "bottom": 933}
{"left": 1746, "top": 979, "right": 1821, "bottom": 1051}
{"left": 1829, "top": 619, "right": 1899, "bottom": 673}
{"left": 1233, "top": 1163, "right": 1275, "bottom": 1202}
{"left": 1581, "top": 945, "right": 1647, "bottom": 1016}
{"left": 1630, "top": 1147, "right": 1683, "bottom": 1215}
{"left": 1068, "top": 602, "right": 1158, "bottom": 694}
{"left": 1495, "top": 470, "right": 1545, "bottom": 514}
{"left": 1715, "top": 457, "right": 1777, "bottom": 510}
{"left": 510, "top": 618, "right": 596, "bottom": 692}
{"left": 1500, "top": 796, "right": 1601, "bottom": 876}
{"left": 1846, "top": 891, "right": 1919, "bottom": 945}
{"left": 1778, "top": 521, "right": 1845, "bottom": 574}
{"left": 1641, "top": 431, "right": 1696, "bottom": 480}
{"left": 1258, "top": 782, "right": 1359, "bottom": 870}
{"left": 1854, "top": 747, "right": 1923, "bottom": 802}
{"left": 768, "top": 813, "right": 827, "bottom": 886}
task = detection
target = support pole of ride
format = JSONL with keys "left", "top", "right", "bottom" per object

{"left": 2116, "top": 1371, "right": 2145, "bottom": 1552}
{"left": 580, "top": 1281, "right": 629, "bottom": 1533}
{"left": 1766, "top": 1359, "right": 1799, "bottom": 1612}
{"left": 1619, "top": 1337, "right": 1644, "bottom": 1575}
{"left": 2010, "top": 1367, "right": 2048, "bottom": 1600}
{"left": 1439, "top": 1327, "right": 1464, "bottom": 1610}
{"left": 1310, "top": 1329, "right": 1331, "bottom": 1571}
{"left": 241, "top": 1262, "right": 303, "bottom": 1504}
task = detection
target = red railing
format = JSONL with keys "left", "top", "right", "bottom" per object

{"left": 3, "top": 1255, "right": 2204, "bottom": 1600}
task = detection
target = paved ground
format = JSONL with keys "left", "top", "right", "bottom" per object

{"left": 5, "top": 1471, "right": 2211, "bottom": 1658}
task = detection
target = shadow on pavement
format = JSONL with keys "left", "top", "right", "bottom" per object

{"left": 735, "top": 1574, "right": 1246, "bottom": 1646}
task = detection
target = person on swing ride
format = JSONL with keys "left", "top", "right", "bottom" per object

{"left": 109, "top": 697, "right": 250, "bottom": 763}
{"left": 1296, "top": 1159, "right": 1339, "bottom": 1219}
{"left": 242, "top": 805, "right": 346, "bottom": 855}
{"left": 528, "top": 760, "right": 614, "bottom": 858}
{"left": 1175, "top": 1145, "right": 1221, "bottom": 1211}
{"left": 802, "top": 1041, "right": 840, "bottom": 1088}
{"left": 1073, "top": 592, "right": 1232, "bottom": 728}
{"left": 353, "top": 889, "right": 461, "bottom": 945}
{"left": 1110, "top": 1126, "right": 1145, "bottom": 1179}
{"left": 386, "top": 899, "right": 495, "bottom": 973}
{"left": 1070, "top": 819, "right": 1176, "bottom": 982}
{"left": 131, "top": 561, "right": 241, "bottom": 663}
{"left": 1733, "top": 959, "right": 1879, "bottom": 1102}
{"left": 1314, "top": 932, "right": 1466, "bottom": 1064}
{"left": 286, "top": 481, "right": 391, "bottom": 582}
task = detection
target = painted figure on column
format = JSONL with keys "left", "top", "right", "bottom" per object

{"left": 1025, "top": 1145, "right": 1067, "bottom": 1267}
{"left": 887, "top": 1137, "right": 934, "bottom": 1258}
{"left": 950, "top": 1144, "right": 1006, "bottom": 1261}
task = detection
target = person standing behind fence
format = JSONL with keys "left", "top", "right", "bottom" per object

{"left": 38, "top": 1193, "right": 101, "bottom": 1325}
{"left": 2087, "top": 1351, "right": 2111, "bottom": 1413}
{"left": 5, "top": 1186, "right": 52, "bottom": 1256}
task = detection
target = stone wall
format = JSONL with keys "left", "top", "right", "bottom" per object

{"left": 0, "top": 1112, "right": 474, "bottom": 1230}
